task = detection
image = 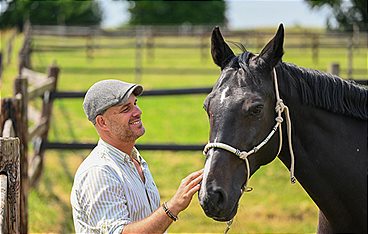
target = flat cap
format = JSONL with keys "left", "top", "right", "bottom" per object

{"left": 83, "top": 79, "right": 143, "bottom": 124}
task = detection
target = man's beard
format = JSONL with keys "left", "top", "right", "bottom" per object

{"left": 110, "top": 120, "right": 145, "bottom": 143}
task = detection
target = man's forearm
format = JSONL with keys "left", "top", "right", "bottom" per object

{"left": 122, "top": 205, "right": 176, "bottom": 233}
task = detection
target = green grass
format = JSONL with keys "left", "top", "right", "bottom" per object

{"left": 1, "top": 28, "right": 366, "bottom": 233}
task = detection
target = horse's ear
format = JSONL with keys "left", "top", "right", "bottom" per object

{"left": 258, "top": 24, "right": 284, "bottom": 68}
{"left": 211, "top": 26, "right": 235, "bottom": 69}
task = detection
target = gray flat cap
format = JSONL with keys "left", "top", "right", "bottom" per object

{"left": 83, "top": 79, "right": 143, "bottom": 124}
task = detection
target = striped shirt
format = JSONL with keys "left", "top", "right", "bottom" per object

{"left": 71, "top": 139, "right": 160, "bottom": 234}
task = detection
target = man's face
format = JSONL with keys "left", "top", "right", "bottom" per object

{"left": 102, "top": 94, "right": 145, "bottom": 143}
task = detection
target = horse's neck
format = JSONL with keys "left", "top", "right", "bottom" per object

{"left": 276, "top": 69, "right": 367, "bottom": 231}
{"left": 276, "top": 65, "right": 367, "bottom": 162}
{"left": 277, "top": 66, "right": 367, "bottom": 183}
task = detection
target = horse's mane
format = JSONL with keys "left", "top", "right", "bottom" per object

{"left": 227, "top": 44, "right": 367, "bottom": 120}
{"left": 278, "top": 62, "right": 368, "bottom": 120}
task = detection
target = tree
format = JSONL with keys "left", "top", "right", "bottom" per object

{"left": 305, "top": 0, "right": 367, "bottom": 32}
{"left": 0, "top": 0, "right": 102, "bottom": 30}
{"left": 128, "top": 0, "right": 227, "bottom": 26}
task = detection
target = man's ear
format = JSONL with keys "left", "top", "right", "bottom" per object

{"left": 258, "top": 24, "right": 284, "bottom": 68}
{"left": 95, "top": 115, "right": 108, "bottom": 131}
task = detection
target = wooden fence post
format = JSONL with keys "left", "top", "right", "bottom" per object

{"left": 0, "top": 172, "right": 8, "bottom": 234}
{"left": 312, "top": 34, "right": 319, "bottom": 64}
{"left": 13, "top": 77, "right": 28, "bottom": 234}
{"left": 146, "top": 34, "right": 155, "bottom": 62}
{"left": 135, "top": 28, "right": 143, "bottom": 83}
{"left": 0, "top": 137, "right": 21, "bottom": 234}
{"left": 328, "top": 63, "right": 340, "bottom": 76}
{"left": 6, "top": 30, "right": 16, "bottom": 66}
{"left": 0, "top": 99, "right": 11, "bottom": 135}
{"left": 29, "top": 64, "right": 59, "bottom": 187}
{"left": 0, "top": 52, "right": 3, "bottom": 80}
{"left": 86, "top": 32, "right": 94, "bottom": 60}
{"left": 200, "top": 31, "right": 207, "bottom": 62}
{"left": 18, "top": 21, "right": 32, "bottom": 74}
{"left": 347, "top": 35, "right": 353, "bottom": 79}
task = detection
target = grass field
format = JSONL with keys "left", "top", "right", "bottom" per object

{"left": 1, "top": 27, "right": 366, "bottom": 233}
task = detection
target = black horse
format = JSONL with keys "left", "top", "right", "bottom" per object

{"left": 198, "top": 24, "right": 367, "bottom": 233}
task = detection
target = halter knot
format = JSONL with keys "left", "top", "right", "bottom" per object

{"left": 275, "top": 99, "right": 285, "bottom": 113}
{"left": 275, "top": 116, "right": 283, "bottom": 123}
{"left": 239, "top": 151, "right": 250, "bottom": 160}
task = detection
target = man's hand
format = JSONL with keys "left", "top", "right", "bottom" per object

{"left": 122, "top": 169, "right": 204, "bottom": 233}
{"left": 167, "top": 169, "right": 204, "bottom": 215}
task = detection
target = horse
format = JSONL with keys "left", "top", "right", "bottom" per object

{"left": 198, "top": 24, "right": 367, "bottom": 233}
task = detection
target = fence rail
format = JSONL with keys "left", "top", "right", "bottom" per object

{"left": 28, "top": 24, "right": 367, "bottom": 81}
{"left": 43, "top": 142, "right": 205, "bottom": 151}
{"left": 51, "top": 87, "right": 213, "bottom": 99}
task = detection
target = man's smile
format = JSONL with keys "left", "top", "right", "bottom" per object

{"left": 129, "top": 119, "right": 142, "bottom": 125}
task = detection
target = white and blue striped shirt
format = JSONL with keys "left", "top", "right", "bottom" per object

{"left": 71, "top": 139, "right": 160, "bottom": 234}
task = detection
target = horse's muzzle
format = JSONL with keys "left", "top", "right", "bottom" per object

{"left": 199, "top": 185, "right": 238, "bottom": 221}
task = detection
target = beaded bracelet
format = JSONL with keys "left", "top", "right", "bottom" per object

{"left": 162, "top": 202, "right": 178, "bottom": 221}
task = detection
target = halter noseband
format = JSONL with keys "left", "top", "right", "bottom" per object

{"left": 202, "top": 69, "right": 296, "bottom": 233}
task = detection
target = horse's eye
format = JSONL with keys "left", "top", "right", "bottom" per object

{"left": 250, "top": 104, "right": 264, "bottom": 116}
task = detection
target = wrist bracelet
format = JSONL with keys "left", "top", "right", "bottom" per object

{"left": 162, "top": 202, "right": 178, "bottom": 221}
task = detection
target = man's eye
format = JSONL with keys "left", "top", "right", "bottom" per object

{"left": 122, "top": 107, "right": 130, "bottom": 113}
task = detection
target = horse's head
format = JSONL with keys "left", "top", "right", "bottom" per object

{"left": 199, "top": 24, "right": 285, "bottom": 221}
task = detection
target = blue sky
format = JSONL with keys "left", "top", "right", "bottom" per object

{"left": 98, "top": 0, "right": 333, "bottom": 29}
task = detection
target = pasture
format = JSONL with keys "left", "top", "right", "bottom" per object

{"left": 0, "top": 27, "right": 366, "bottom": 233}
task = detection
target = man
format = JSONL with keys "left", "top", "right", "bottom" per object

{"left": 71, "top": 79, "right": 203, "bottom": 233}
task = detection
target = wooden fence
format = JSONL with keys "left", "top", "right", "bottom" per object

{"left": 29, "top": 25, "right": 367, "bottom": 81}
{"left": 0, "top": 62, "right": 59, "bottom": 233}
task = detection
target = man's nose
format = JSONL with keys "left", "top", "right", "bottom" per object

{"left": 133, "top": 105, "right": 142, "bottom": 116}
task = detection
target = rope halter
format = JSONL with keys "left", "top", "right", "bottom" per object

{"left": 202, "top": 68, "right": 296, "bottom": 234}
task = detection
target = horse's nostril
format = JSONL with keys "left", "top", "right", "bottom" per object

{"left": 210, "top": 187, "right": 227, "bottom": 210}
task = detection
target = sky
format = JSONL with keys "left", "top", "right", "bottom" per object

{"left": 98, "top": 0, "right": 333, "bottom": 29}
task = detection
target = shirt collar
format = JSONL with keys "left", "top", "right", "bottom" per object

{"left": 98, "top": 138, "right": 144, "bottom": 165}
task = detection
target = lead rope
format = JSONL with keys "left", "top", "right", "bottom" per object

{"left": 203, "top": 68, "right": 296, "bottom": 234}
{"left": 273, "top": 69, "right": 296, "bottom": 183}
